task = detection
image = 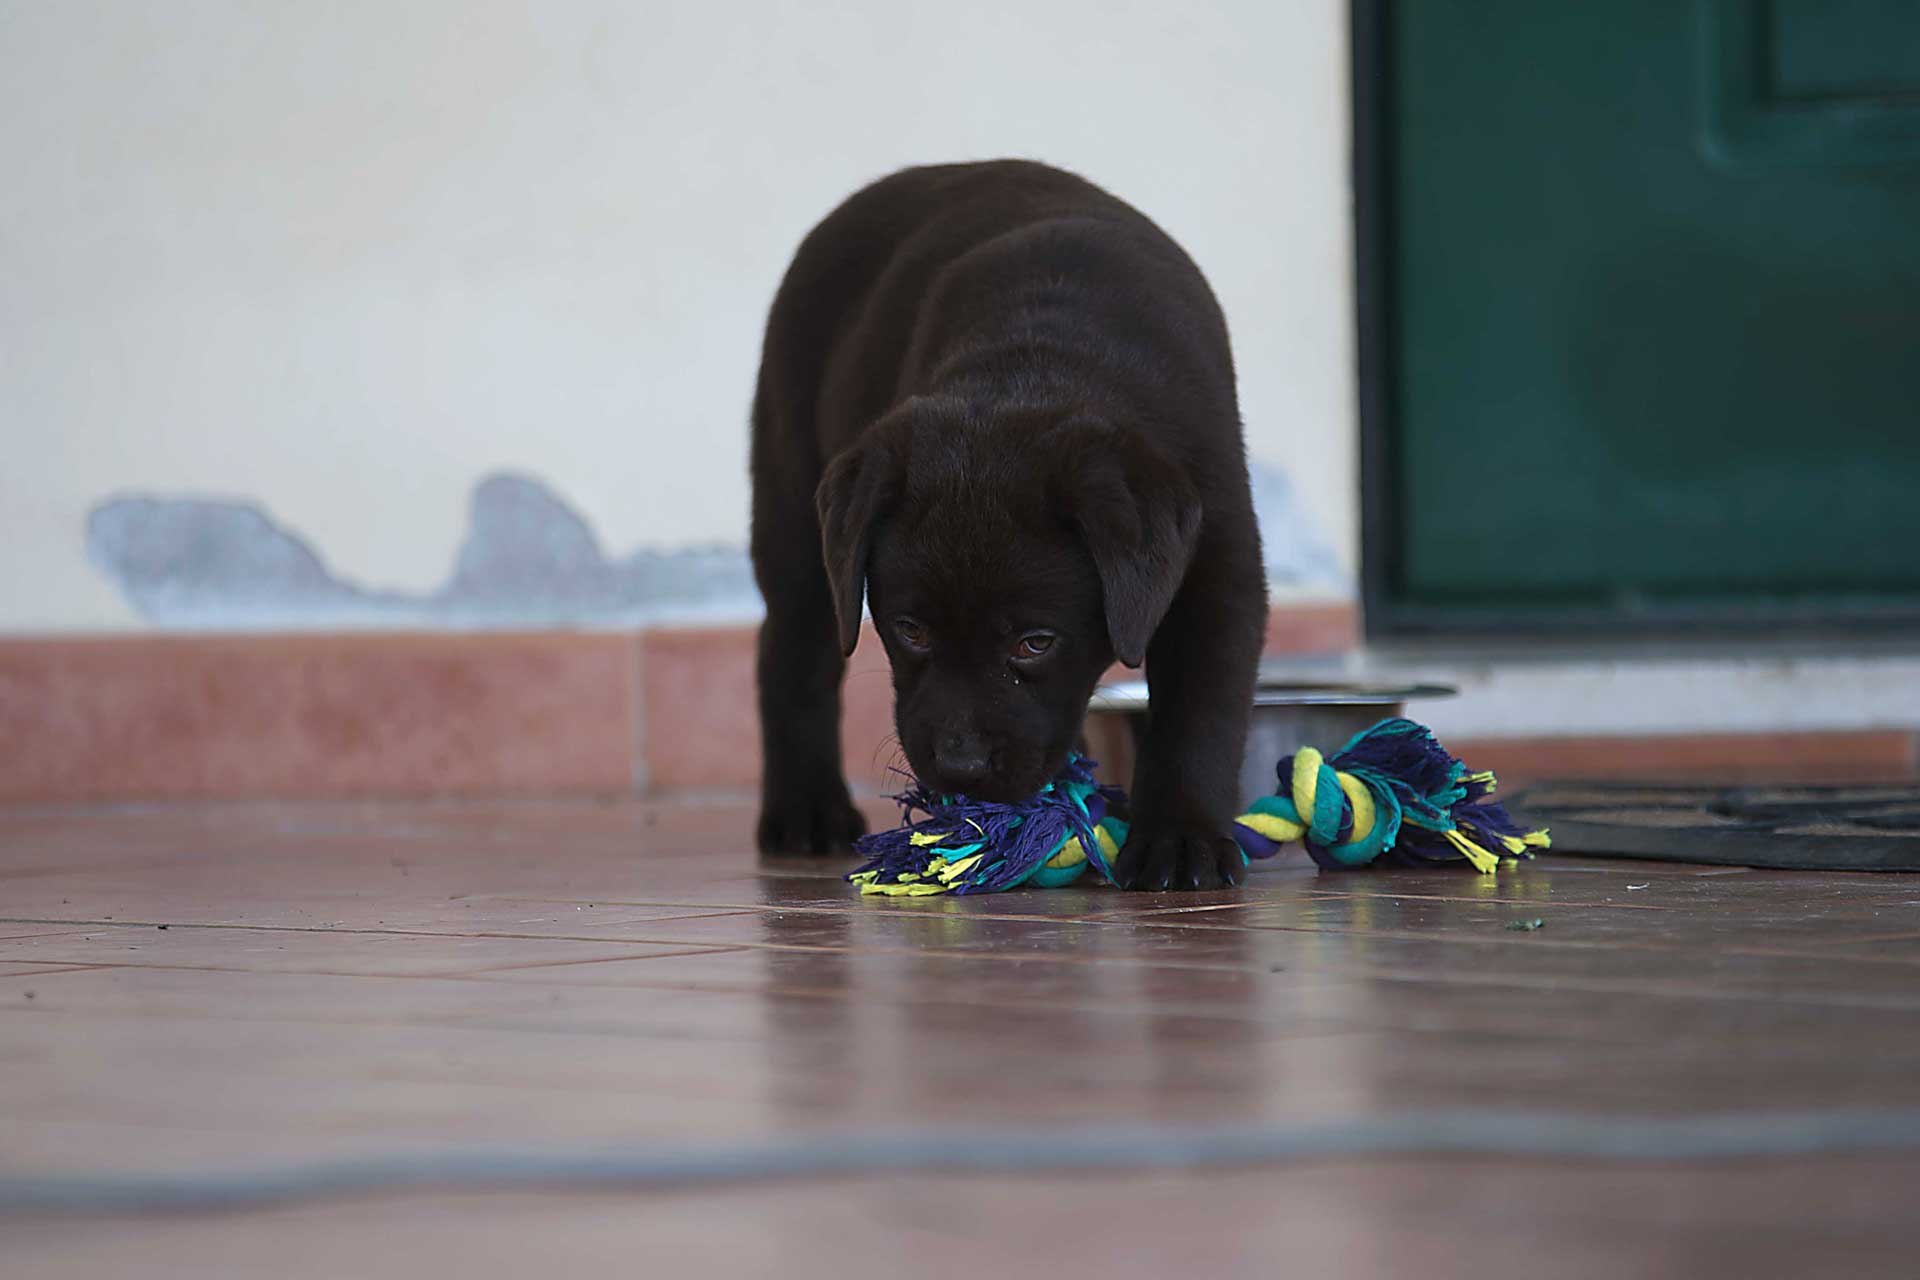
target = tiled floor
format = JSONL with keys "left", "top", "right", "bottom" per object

{"left": 4, "top": 797, "right": 1920, "bottom": 1277}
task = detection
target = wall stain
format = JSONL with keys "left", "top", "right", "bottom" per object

{"left": 88, "top": 473, "right": 760, "bottom": 629}
{"left": 87, "top": 462, "right": 1345, "bottom": 629}
{"left": 1249, "top": 457, "right": 1347, "bottom": 594}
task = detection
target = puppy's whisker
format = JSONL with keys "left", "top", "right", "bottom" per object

{"left": 873, "top": 735, "right": 911, "bottom": 774}
{"left": 867, "top": 733, "right": 917, "bottom": 792}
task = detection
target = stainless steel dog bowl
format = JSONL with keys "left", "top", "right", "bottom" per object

{"left": 1083, "top": 675, "right": 1457, "bottom": 808}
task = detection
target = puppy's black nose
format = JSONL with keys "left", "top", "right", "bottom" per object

{"left": 932, "top": 738, "right": 991, "bottom": 792}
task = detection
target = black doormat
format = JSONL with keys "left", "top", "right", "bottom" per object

{"left": 1506, "top": 782, "right": 1920, "bottom": 872}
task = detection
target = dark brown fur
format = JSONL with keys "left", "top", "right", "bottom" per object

{"left": 750, "top": 160, "right": 1266, "bottom": 890}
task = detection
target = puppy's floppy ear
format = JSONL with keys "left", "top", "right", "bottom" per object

{"left": 1049, "top": 419, "right": 1202, "bottom": 668}
{"left": 814, "top": 426, "right": 907, "bottom": 656}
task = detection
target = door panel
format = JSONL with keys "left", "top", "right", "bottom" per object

{"left": 1361, "top": 0, "right": 1920, "bottom": 633}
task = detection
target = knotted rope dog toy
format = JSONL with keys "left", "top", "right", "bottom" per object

{"left": 848, "top": 717, "right": 1550, "bottom": 896}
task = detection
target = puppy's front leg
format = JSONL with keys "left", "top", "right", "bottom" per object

{"left": 1110, "top": 538, "right": 1265, "bottom": 891}
{"left": 752, "top": 494, "right": 867, "bottom": 857}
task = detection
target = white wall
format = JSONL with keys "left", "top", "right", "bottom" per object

{"left": 0, "top": 0, "right": 1355, "bottom": 631}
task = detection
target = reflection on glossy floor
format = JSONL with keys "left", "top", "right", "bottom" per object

{"left": 4, "top": 797, "right": 1920, "bottom": 1277}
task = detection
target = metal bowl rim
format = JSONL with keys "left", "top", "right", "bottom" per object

{"left": 1087, "top": 680, "right": 1457, "bottom": 713}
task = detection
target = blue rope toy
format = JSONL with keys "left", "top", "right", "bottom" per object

{"left": 848, "top": 717, "right": 1551, "bottom": 896}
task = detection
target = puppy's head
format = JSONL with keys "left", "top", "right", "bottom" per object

{"left": 817, "top": 399, "right": 1200, "bottom": 801}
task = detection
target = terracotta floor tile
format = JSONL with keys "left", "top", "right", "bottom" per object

{"left": 4, "top": 796, "right": 1920, "bottom": 1275}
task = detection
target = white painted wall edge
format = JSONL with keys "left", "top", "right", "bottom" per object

{"left": 1318, "top": 654, "right": 1920, "bottom": 739}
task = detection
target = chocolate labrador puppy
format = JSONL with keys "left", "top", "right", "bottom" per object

{"left": 750, "top": 160, "right": 1265, "bottom": 890}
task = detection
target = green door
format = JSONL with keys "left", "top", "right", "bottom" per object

{"left": 1360, "top": 0, "right": 1920, "bottom": 634}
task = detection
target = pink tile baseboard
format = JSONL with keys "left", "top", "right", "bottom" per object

{"left": 1264, "top": 602, "right": 1361, "bottom": 655}
{"left": 639, "top": 622, "right": 904, "bottom": 794}
{"left": 1451, "top": 730, "right": 1920, "bottom": 786}
{"left": 8, "top": 606, "right": 1904, "bottom": 803}
{"left": 635, "top": 625, "right": 760, "bottom": 791}
{"left": 0, "top": 633, "right": 638, "bottom": 802}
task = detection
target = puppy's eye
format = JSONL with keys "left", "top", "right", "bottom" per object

{"left": 895, "top": 617, "right": 931, "bottom": 650}
{"left": 1012, "top": 632, "right": 1056, "bottom": 661}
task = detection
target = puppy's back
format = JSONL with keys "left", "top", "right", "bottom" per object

{"left": 764, "top": 161, "right": 1224, "bottom": 460}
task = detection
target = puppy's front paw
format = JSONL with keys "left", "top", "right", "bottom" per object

{"left": 1112, "top": 820, "right": 1245, "bottom": 891}
{"left": 756, "top": 783, "right": 867, "bottom": 857}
